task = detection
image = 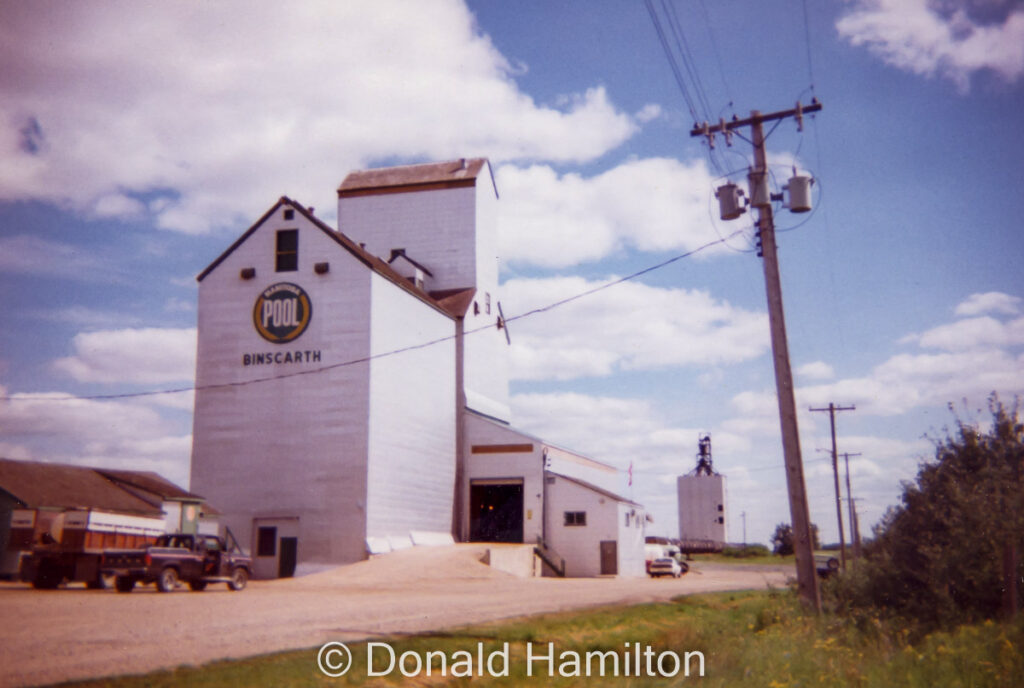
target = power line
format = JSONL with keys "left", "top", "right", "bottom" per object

{"left": 1, "top": 229, "right": 745, "bottom": 404}
{"left": 800, "top": 0, "right": 816, "bottom": 92}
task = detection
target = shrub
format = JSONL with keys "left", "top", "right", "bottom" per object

{"left": 827, "top": 396, "right": 1023, "bottom": 632}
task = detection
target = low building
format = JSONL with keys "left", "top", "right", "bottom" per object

{"left": 0, "top": 458, "right": 212, "bottom": 579}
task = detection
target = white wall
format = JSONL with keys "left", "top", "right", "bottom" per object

{"left": 463, "top": 413, "right": 544, "bottom": 545}
{"left": 544, "top": 475, "right": 635, "bottom": 578}
{"left": 190, "top": 204, "right": 372, "bottom": 567}
{"left": 544, "top": 445, "right": 620, "bottom": 494}
{"left": 339, "top": 185, "right": 478, "bottom": 292}
{"left": 677, "top": 474, "right": 727, "bottom": 544}
{"left": 339, "top": 169, "right": 510, "bottom": 423}
{"left": 365, "top": 271, "right": 456, "bottom": 541}
{"left": 616, "top": 502, "right": 647, "bottom": 577}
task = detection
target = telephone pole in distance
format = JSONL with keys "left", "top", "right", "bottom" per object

{"left": 810, "top": 402, "right": 856, "bottom": 570}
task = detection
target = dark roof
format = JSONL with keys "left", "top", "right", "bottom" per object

{"left": 0, "top": 458, "right": 164, "bottom": 516}
{"left": 196, "top": 197, "right": 467, "bottom": 320}
{"left": 430, "top": 287, "right": 477, "bottom": 318}
{"left": 94, "top": 469, "right": 204, "bottom": 504}
{"left": 547, "top": 471, "right": 643, "bottom": 508}
{"left": 338, "top": 158, "right": 496, "bottom": 198}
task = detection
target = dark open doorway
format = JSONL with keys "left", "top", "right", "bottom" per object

{"left": 278, "top": 536, "right": 298, "bottom": 578}
{"left": 469, "top": 482, "right": 523, "bottom": 543}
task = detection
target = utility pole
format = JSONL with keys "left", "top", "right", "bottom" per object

{"left": 741, "top": 511, "right": 747, "bottom": 546}
{"left": 692, "top": 99, "right": 822, "bottom": 612}
{"left": 839, "top": 452, "right": 862, "bottom": 559}
{"left": 810, "top": 403, "right": 855, "bottom": 570}
{"left": 848, "top": 497, "right": 864, "bottom": 559}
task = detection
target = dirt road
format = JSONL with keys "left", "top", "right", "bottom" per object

{"left": 0, "top": 546, "right": 792, "bottom": 687}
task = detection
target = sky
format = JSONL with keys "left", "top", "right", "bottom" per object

{"left": 1, "top": 0, "right": 1022, "bottom": 547}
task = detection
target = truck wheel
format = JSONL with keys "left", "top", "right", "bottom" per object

{"left": 115, "top": 576, "right": 136, "bottom": 593}
{"left": 156, "top": 567, "right": 179, "bottom": 593}
{"left": 228, "top": 567, "right": 248, "bottom": 591}
{"left": 189, "top": 580, "right": 207, "bottom": 592}
{"left": 32, "top": 562, "right": 62, "bottom": 590}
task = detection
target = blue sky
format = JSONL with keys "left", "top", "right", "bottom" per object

{"left": 1, "top": 0, "right": 1022, "bottom": 545}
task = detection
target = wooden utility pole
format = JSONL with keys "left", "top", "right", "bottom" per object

{"left": 692, "top": 100, "right": 822, "bottom": 612}
{"left": 840, "top": 452, "right": 862, "bottom": 558}
{"left": 811, "top": 403, "right": 855, "bottom": 570}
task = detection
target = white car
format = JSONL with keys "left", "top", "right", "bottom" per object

{"left": 648, "top": 557, "right": 683, "bottom": 578}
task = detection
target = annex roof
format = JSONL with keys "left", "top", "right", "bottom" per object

{"left": 338, "top": 158, "right": 498, "bottom": 198}
{"left": 196, "top": 197, "right": 469, "bottom": 319}
{"left": 548, "top": 470, "right": 643, "bottom": 508}
{"left": 94, "top": 468, "right": 204, "bottom": 505}
{"left": 0, "top": 458, "right": 164, "bottom": 516}
{"left": 465, "top": 408, "right": 619, "bottom": 473}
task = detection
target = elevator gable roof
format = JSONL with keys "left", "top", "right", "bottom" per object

{"left": 196, "top": 197, "right": 470, "bottom": 319}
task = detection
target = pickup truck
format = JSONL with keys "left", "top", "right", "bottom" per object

{"left": 102, "top": 532, "right": 252, "bottom": 593}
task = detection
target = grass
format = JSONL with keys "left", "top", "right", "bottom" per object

{"left": 51, "top": 590, "right": 1023, "bottom": 687}
{"left": 688, "top": 551, "right": 796, "bottom": 567}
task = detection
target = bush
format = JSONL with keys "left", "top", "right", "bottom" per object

{"left": 827, "top": 396, "right": 1024, "bottom": 633}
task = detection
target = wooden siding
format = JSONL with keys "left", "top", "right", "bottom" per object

{"left": 365, "top": 271, "right": 456, "bottom": 541}
{"left": 190, "top": 205, "right": 373, "bottom": 566}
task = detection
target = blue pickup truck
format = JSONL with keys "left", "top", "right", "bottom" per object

{"left": 102, "top": 532, "right": 252, "bottom": 593}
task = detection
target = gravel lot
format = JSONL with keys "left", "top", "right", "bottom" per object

{"left": 0, "top": 545, "right": 792, "bottom": 687}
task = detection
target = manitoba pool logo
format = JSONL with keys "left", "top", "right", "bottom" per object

{"left": 253, "top": 283, "right": 312, "bottom": 343}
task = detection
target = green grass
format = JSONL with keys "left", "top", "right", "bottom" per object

{"left": 52, "top": 590, "right": 1023, "bottom": 687}
{"left": 689, "top": 551, "right": 796, "bottom": 567}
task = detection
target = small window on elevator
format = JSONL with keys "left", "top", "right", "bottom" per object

{"left": 257, "top": 526, "right": 277, "bottom": 556}
{"left": 276, "top": 229, "right": 298, "bottom": 272}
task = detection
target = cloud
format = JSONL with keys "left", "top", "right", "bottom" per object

{"left": 907, "top": 315, "right": 1024, "bottom": 351}
{"left": 0, "top": 0, "right": 653, "bottom": 234}
{"left": 837, "top": 0, "right": 1024, "bottom": 91}
{"left": 502, "top": 277, "right": 768, "bottom": 381}
{"left": 954, "top": 291, "right": 1022, "bottom": 316}
{"left": 52, "top": 327, "right": 197, "bottom": 384}
{"left": 798, "top": 303, "right": 1024, "bottom": 417}
{"left": 496, "top": 157, "right": 724, "bottom": 268}
{"left": 0, "top": 235, "right": 118, "bottom": 281}
{"left": 0, "top": 385, "right": 192, "bottom": 486}
{"left": 797, "top": 361, "right": 835, "bottom": 381}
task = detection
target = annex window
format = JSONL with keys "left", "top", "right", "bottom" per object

{"left": 275, "top": 229, "right": 298, "bottom": 272}
{"left": 564, "top": 511, "right": 587, "bottom": 527}
{"left": 257, "top": 526, "right": 277, "bottom": 557}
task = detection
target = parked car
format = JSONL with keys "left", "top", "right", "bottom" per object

{"left": 648, "top": 557, "right": 687, "bottom": 578}
{"left": 815, "top": 554, "right": 840, "bottom": 578}
{"left": 102, "top": 532, "right": 251, "bottom": 593}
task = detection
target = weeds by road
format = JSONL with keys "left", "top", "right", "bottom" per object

{"left": 54, "top": 589, "right": 1022, "bottom": 687}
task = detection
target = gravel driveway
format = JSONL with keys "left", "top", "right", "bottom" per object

{"left": 0, "top": 545, "right": 792, "bottom": 687}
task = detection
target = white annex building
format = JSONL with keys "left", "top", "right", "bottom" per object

{"left": 189, "top": 158, "right": 646, "bottom": 579}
